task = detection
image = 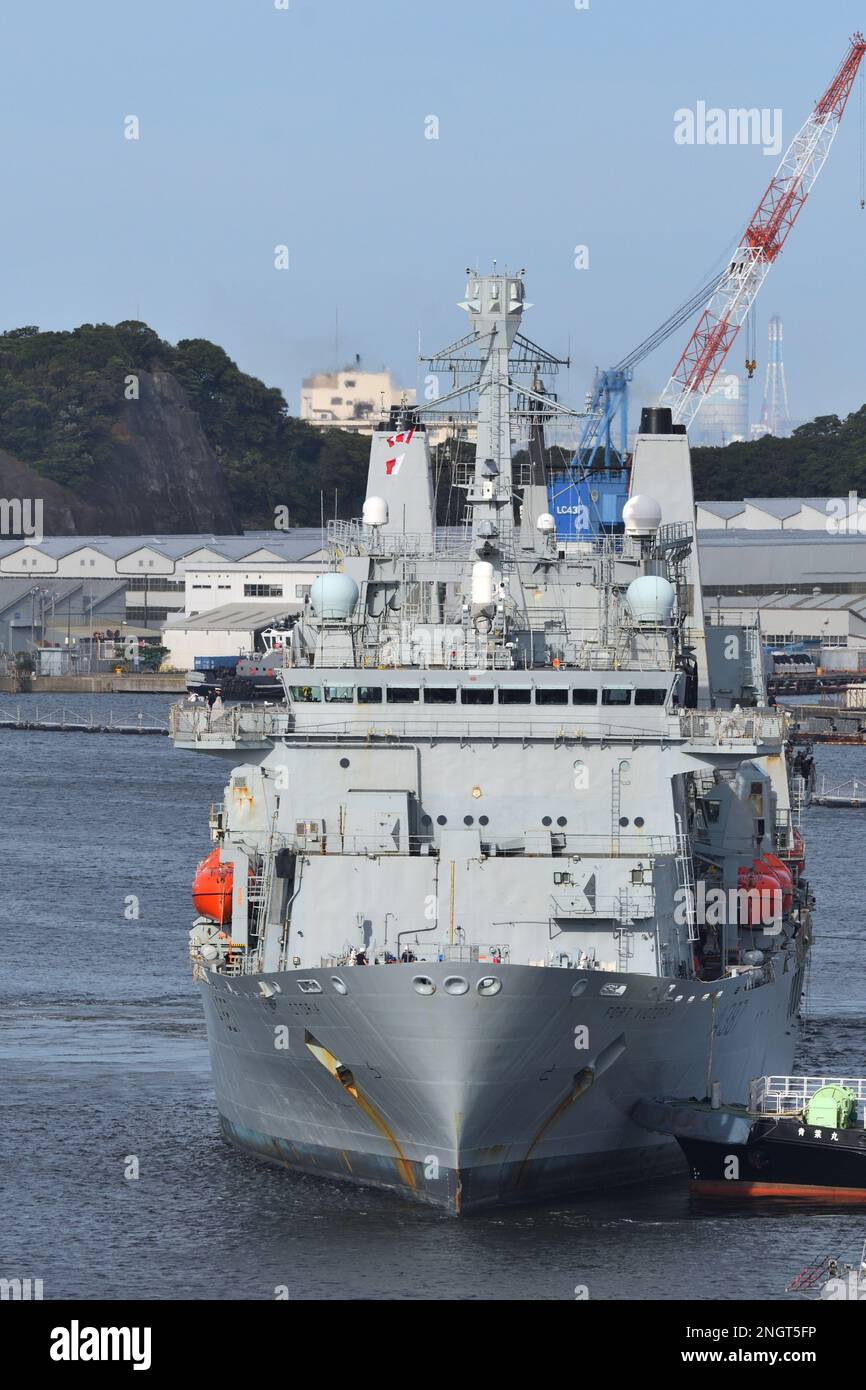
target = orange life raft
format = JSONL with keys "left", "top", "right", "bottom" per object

{"left": 192, "top": 846, "right": 234, "bottom": 925}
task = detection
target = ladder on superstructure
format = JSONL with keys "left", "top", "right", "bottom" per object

{"left": 674, "top": 812, "right": 699, "bottom": 945}
{"left": 615, "top": 887, "right": 634, "bottom": 972}
{"left": 247, "top": 803, "right": 282, "bottom": 971}
{"left": 610, "top": 766, "right": 622, "bottom": 856}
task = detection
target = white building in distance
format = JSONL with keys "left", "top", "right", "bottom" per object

{"left": 300, "top": 365, "right": 414, "bottom": 435}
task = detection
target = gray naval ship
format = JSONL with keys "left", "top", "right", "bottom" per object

{"left": 171, "top": 270, "right": 812, "bottom": 1213}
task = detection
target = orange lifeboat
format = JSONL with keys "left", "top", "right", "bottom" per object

{"left": 192, "top": 846, "right": 233, "bottom": 925}
{"left": 761, "top": 852, "right": 794, "bottom": 911}
{"left": 736, "top": 862, "right": 785, "bottom": 926}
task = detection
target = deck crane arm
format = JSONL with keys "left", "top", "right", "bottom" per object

{"left": 659, "top": 32, "right": 866, "bottom": 429}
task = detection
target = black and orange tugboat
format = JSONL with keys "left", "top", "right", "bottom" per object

{"left": 634, "top": 1076, "right": 866, "bottom": 1201}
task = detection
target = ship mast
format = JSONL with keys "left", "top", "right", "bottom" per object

{"left": 457, "top": 270, "right": 524, "bottom": 582}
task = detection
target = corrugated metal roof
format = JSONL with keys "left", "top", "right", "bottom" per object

{"left": 162, "top": 601, "right": 303, "bottom": 632}
{"left": 697, "top": 501, "right": 747, "bottom": 518}
{"left": 712, "top": 591, "right": 866, "bottom": 613}
{"left": 743, "top": 498, "right": 803, "bottom": 520}
{"left": 698, "top": 529, "right": 866, "bottom": 544}
{"left": 0, "top": 576, "right": 126, "bottom": 613}
{"left": 0, "top": 530, "right": 325, "bottom": 563}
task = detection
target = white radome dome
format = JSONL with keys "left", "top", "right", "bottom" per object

{"left": 309, "top": 572, "right": 360, "bottom": 620}
{"left": 622, "top": 494, "right": 662, "bottom": 537}
{"left": 362, "top": 495, "right": 388, "bottom": 527}
{"left": 626, "top": 575, "right": 676, "bottom": 625}
{"left": 536, "top": 512, "right": 556, "bottom": 533}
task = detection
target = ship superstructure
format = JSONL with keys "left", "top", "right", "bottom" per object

{"left": 171, "top": 271, "right": 811, "bottom": 1213}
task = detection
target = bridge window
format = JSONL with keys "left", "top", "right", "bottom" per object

{"left": 499, "top": 688, "right": 531, "bottom": 705}
{"left": 424, "top": 687, "right": 457, "bottom": 704}
{"left": 387, "top": 688, "right": 420, "bottom": 703}
{"left": 535, "top": 689, "right": 568, "bottom": 705}
{"left": 357, "top": 686, "right": 382, "bottom": 703}
{"left": 602, "top": 687, "right": 632, "bottom": 705}
{"left": 635, "top": 689, "right": 667, "bottom": 705}
{"left": 289, "top": 685, "right": 321, "bottom": 702}
{"left": 324, "top": 685, "right": 353, "bottom": 702}
{"left": 572, "top": 689, "right": 598, "bottom": 705}
{"left": 462, "top": 688, "right": 494, "bottom": 704}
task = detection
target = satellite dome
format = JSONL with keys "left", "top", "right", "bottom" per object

{"left": 626, "top": 575, "right": 676, "bottom": 625}
{"left": 362, "top": 496, "right": 388, "bottom": 527}
{"left": 536, "top": 512, "right": 556, "bottom": 533}
{"left": 622, "top": 494, "right": 662, "bottom": 537}
{"left": 309, "top": 573, "right": 360, "bottom": 620}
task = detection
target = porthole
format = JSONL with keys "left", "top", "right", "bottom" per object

{"left": 479, "top": 815, "right": 489, "bottom": 826}
{"left": 421, "top": 814, "right": 432, "bottom": 827}
{"left": 412, "top": 976, "right": 436, "bottom": 995}
{"left": 634, "top": 816, "right": 645, "bottom": 828}
{"left": 542, "top": 816, "right": 552, "bottom": 826}
{"left": 443, "top": 976, "right": 469, "bottom": 996}
{"left": 330, "top": 977, "right": 348, "bottom": 995}
{"left": 556, "top": 816, "right": 567, "bottom": 827}
{"left": 476, "top": 976, "right": 502, "bottom": 997}
{"left": 463, "top": 815, "right": 474, "bottom": 826}
{"left": 619, "top": 816, "right": 629, "bottom": 827}
{"left": 339, "top": 757, "right": 350, "bottom": 769}
{"left": 437, "top": 814, "right": 447, "bottom": 826}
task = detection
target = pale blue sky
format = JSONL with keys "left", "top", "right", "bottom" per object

{"left": 1, "top": 0, "right": 863, "bottom": 428}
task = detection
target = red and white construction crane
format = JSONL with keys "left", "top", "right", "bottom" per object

{"left": 659, "top": 32, "right": 866, "bottom": 430}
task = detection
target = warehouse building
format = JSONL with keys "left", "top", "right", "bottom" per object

{"left": 0, "top": 530, "right": 326, "bottom": 630}
{"left": 160, "top": 602, "right": 302, "bottom": 672}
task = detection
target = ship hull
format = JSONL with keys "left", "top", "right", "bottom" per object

{"left": 679, "top": 1118, "right": 866, "bottom": 1201}
{"left": 199, "top": 958, "right": 803, "bottom": 1214}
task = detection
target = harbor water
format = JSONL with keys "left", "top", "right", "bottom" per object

{"left": 2, "top": 694, "right": 865, "bottom": 1300}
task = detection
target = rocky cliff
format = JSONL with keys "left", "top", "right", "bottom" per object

{"left": 88, "top": 369, "right": 239, "bottom": 534}
{"left": 0, "top": 321, "right": 369, "bottom": 535}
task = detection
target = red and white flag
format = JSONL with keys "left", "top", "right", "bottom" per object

{"left": 384, "top": 427, "right": 414, "bottom": 476}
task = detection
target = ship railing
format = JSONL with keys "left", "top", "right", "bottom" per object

{"left": 319, "top": 942, "right": 511, "bottom": 967}
{"left": 546, "top": 949, "right": 620, "bottom": 972}
{"left": 773, "top": 808, "right": 793, "bottom": 853}
{"left": 550, "top": 890, "right": 655, "bottom": 925}
{"left": 295, "top": 832, "right": 677, "bottom": 857}
{"left": 328, "top": 520, "right": 479, "bottom": 560}
{"left": 169, "top": 701, "right": 292, "bottom": 743}
{"left": 680, "top": 710, "right": 785, "bottom": 746}
{"left": 211, "top": 958, "right": 244, "bottom": 977}
{"left": 172, "top": 702, "right": 751, "bottom": 750}
{"left": 749, "top": 1075, "right": 866, "bottom": 1118}
{"left": 199, "top": 713, "right": 680, "bottom": 744}
{"left": 790, "top": 774, "right": 808, "bottom": 826}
